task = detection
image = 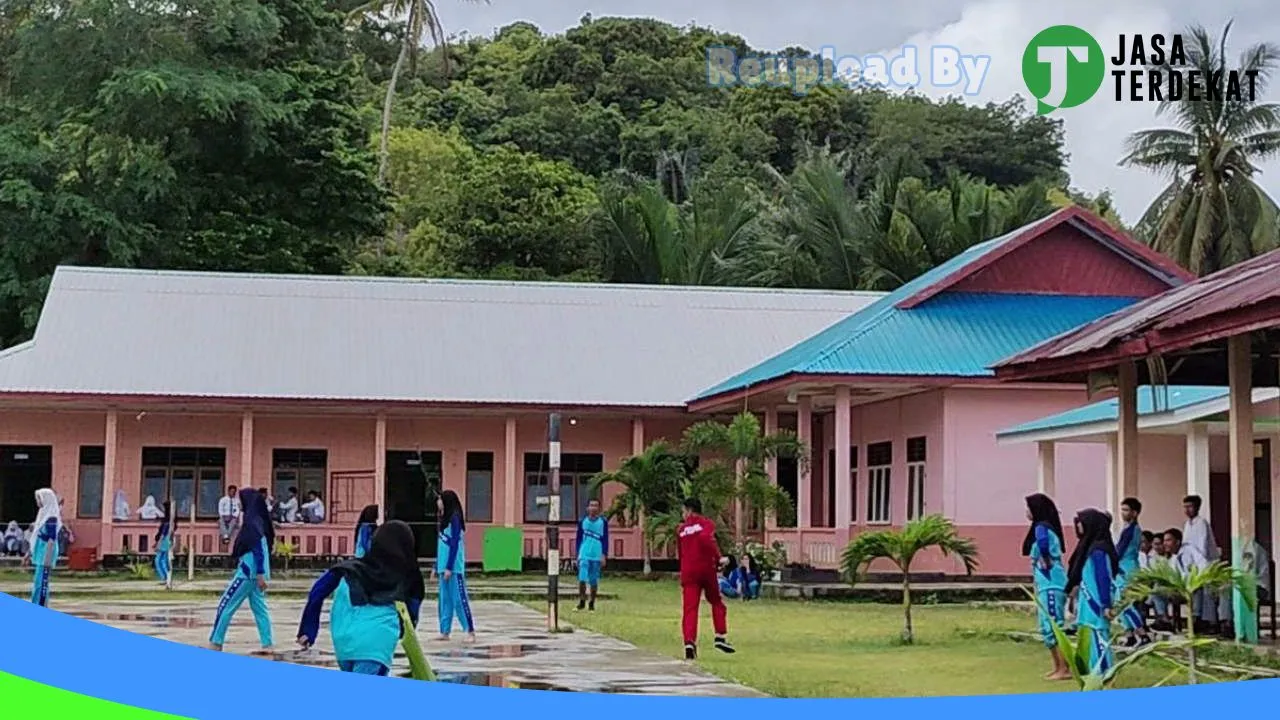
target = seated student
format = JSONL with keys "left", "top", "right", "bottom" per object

{"left": 1245, "top": 537, "right": 1272, "bottom": 604}
{"left": 300, "top": 492, "right": 326, "bottom": 524}
{"left": 276, "top": 487, "right": 300, "bottom": 524}
{"left": 3, "top": 521, "right": 24, "bottom": 556}
{"left": 1164, "top": 528, "right": 1211, "bottom": 630}
{"left": 720, "top": 554, "right": 762, "bottom": 600}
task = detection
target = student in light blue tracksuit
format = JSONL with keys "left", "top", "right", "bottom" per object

{"left": 354, "top": 505, "right": 378, "bottom": 558}
{"left": 27, "top": 488, "right": 61, "bottom": 607}
{"left": 1065, "top": 508, "right": 1121, "bottom": 676}
{"left": 209, "top": 488, "right": 274, "bottom": 653}
{"left": 576, "top": 499, "right": 608, "bottom": 611}
{"left": 1023, "top": 493, "right": 1070, "bottom": 680}
{"left": 436, "top": 490, "right": 475, "bottom": 642}
{"left": 154, "top": 500, "right": 176, "bottom": 586}
{"left": 1114, "top": 497, "right": 1151, "bottom": 647}
{"left": 297, "top": 520, "right": 425, "bottom": 675}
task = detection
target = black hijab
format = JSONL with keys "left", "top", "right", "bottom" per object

{"left": 232, "top": 488, "right": 271, "bottom": 559}
{"left": 439, "top": 490, "right": 464, "bottom": 532}
{"left": 161, "top": 500, "right": 177, "bottom": 536}
{"left": 355, "top": 505, "right": 379, "bottom": 546}
{"left": 1065, "top": 508, "right": 1121, "bottom": 593}
{"left": 1021, "top": 493, "right": 1064, "bottom": 557}
{"left": 331, "top": 520, "right": 425, "bottom": 607}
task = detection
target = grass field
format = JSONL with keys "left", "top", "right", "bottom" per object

{"left": 527, "top": 579, "right": 1175, "bottom": 698}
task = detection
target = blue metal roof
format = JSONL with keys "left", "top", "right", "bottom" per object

{"left": 694, "top": 292, "right": 1141, "bottom": 398}
{"left": 997, "top": 386, "right": 1230, "bottom": 438}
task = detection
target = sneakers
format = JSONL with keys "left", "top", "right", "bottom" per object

{"left": 588, "top": 600, "right": 595, "bottom": 611}
{"left": 684, "top": 643, "right": 697, "bottom": 660}
{"left": 714, "top": 636, "right": 736, "bottom": 654}
{"left": 576, "top": 600, "right": 585, "bottom": 611}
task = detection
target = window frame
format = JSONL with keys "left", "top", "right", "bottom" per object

{"left": 465, "top": 451, "right": 494, "bottom": 523}
{"left": 906, "top": 436, "right": 926, "bottom": 521}
{"left": 139, "top": 447, "right": 226, "bottom": 520}
{"left": 522, "top": 452, "right": 604, "bottom": 523}
{"left": 271, "top": 449, "right": 329, "bottom": 519}
{"left": 76, "top": 446, "right": 106, "bottom": 519}
{"left": 865, "top": 441, "right": 893, "bottom": 525}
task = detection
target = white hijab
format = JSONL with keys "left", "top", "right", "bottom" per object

{"left": 30, "top": 488, "right": 62, "bottom": 546}
{"left": 113, "top": 489, "right": 130, "bottom": 520}
{"left": 138, "top": 496, "right": 163, "bottom": 520}
{"left": 3, "top": 521, "right": 19, "bottom": 539}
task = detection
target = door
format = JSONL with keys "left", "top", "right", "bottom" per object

{"left": 0, "top": 446, "right": 52, "bottom": 525}
{"left": 1256, "top": 440, "right": 1273, "bottom": 554}
{"left": 385, "top": 450, "right": 441, "bottom": 559}
{"left": 1209, "top": 472, "right": 1232, "bottom": 553}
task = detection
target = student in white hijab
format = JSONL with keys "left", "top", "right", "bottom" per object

{"left": 3, "top": 521, "right": 22, "bottom": 555}
{"left": 138, "top": 496, "right": 165, "bottom": 521}
{"left": 27, "top": 488, "right": 62, "bottom": 607}
{"left": 113, "top": 489, "right": 131, "bottom": 521}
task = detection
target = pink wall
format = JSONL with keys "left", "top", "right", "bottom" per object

{"left": 0, "top": 410, "right": 109, "bottom": 548}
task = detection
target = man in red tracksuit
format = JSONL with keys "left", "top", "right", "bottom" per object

{"left": 676, "top": 497, "right": 735, "bottom": 660}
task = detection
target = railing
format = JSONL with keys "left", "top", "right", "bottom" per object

{"left": 108, "top": 521, "right": 357, "bottom": 557}
{"left": 765, "top": 528, "right": 839, "bottom": 569}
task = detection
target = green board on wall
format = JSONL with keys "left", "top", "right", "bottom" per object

{"left": 483, "top": 527, "right": 523, "bottom": 572}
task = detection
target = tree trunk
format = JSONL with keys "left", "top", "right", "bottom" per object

{"left": 1185, "top": 594, "right": 1198, "bottom": 684}
{"left": 639, "top": 508, "right": 652, "bottom": 576}
{"left": 902, "top": 573, "right": 914, "bottom": 644}
{"left": 733, "top": 458, "right": 745, "bottom": 544}
{"left": 378, "top": 23, "right": 412, "bottom": 191}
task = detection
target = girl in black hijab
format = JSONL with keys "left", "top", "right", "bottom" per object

{"left": 1022, "top": 493, "right": 1064, "bottom": 557}
{"left": 1065, "top": 508, "right": 1121, "bottom": 674}
{"left": 1023, "top": 493, "right": 1071, "bottom": 680}
{"left": 297, "top": 520, "right": 425, "bottom": 675}
{"left": 154, "top": 500, "right": 177, "bottom": 587}
{"left": 355, "top": 505, "right": 379, "bottom": 558}
{"left": 436, "top": 489, "right": 476, "bottom": 642}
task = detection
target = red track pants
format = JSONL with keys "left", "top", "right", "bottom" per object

{"left": 681, "top": 575, "right": 727, "bottom": 645}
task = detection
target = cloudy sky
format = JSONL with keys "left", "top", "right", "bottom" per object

{"left": 442, "top": 0, "right": 1280, "bottom": 224}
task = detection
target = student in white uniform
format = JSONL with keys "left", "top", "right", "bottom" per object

{"left": 1164, "top": 527, "right": 1212, "bottom": 632}
{"left": 301, "top": 492, "right": 326, "bottom": 524}
{"left": 1182, "top": 495, "right": 1231, "bottom": 634}
{"left": 218, "top": 485, "right": 242, "bottom": 546}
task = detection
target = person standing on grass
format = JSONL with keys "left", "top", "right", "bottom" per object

{"left": 25, "top": 488, "right": 62, "bottom": 607}
{"left": 576, "top": 498, "right": 608, "bottom": 611}
{"left": 297, "top": 520, "right": 424, "bottom": 676}
{"left": 677, "top": 497, "right": 734, "bottom": 660}
{"left": 1022, "top": 493, "right": 1070, "bottom": 680}
{"left": 1114, "top": 497, "right": 1151, "bottom": 647}
{"left": 209, "top": 488, "right": 274, "bottom": 655}
{"left": 1065, "top": 509, "right": 1120, "bottom": 675}
{"left": 436, "top": 490, "right": 476, "bottom": 643}
{"left": 218, "top": 486, "right": 241, "bottom": 547}
{"left": 155, "top": 500, "right": 177, "bottom": 587}
{"left": 354, "top": 505, "right": 379, "bottom": 558}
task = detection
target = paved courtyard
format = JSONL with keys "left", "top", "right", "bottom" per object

{"left": 42, "top": 596, "right": 764, "bottom": 697}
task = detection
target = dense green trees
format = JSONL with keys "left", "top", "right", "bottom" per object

{"left": 9, "top": 12, "right": 1255, "bottom": 350}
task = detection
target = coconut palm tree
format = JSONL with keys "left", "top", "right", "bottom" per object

{"left": 588, "top": 440, "right": 687, "bottom": 575}
{"left": 1120, "top": 560, "right": 1257, "bottom": 684}
{"left": 681, "top": 412, "right": 802, "bottom": 543}
{"left": 346, "top": 0, "right": 485, "bottom": 186}
{"left": 840, "top": 515, "right": 979, "bottom": 644}
{"left": 1123, "top": 21, "right": 1280, "bottom": 275}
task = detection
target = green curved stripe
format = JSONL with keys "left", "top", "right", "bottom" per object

{"left": 0, "top": 671, "right": 192, "bottom": 718}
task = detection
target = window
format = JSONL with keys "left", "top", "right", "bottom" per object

{"left": 866, "top": 441, "right": 892, "bottom": 525}
{"left": 826, "top": 446, "right": 858, "bottom": 527}
{"left": 140, "top": 447, "right": 226, "bottom": 519}
{"left": 272, "top": 449, "right": 328, "bottom": 512}
{"left": 77, "top": 446, "right": 105, "bottom": 519}
{"left": 523, "top": 453, "right": 604, "bottom": 523}
{"left": 465, "top": 452, "right": 494, "bottom": 523}
{"left": 906, "top": 437, "right": 926, "bottom": 521}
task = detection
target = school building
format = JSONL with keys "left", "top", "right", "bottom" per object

{"left": 0, "top": 206, "right": 1214, "bottom": 575}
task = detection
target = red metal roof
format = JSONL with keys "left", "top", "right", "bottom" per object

{"left": 992, "top": 247, "right": 1280, "bottom": 380}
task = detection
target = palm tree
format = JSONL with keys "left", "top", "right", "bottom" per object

{"left": 681, "top": 412, "right": 802, "bottom": 543}
{"left": 840, "top": 515, "right": 979, "bottom": 644}
{"left": 1120, "top": 560, "right": 1257, "bottom": 683}
{"left": 1123, "top": 21, "right": 1280, "bottom": 275}
{"left": 346, "top": 0, "right": 485, "bottom": 186}
{"left": 588, "top": 440, "right": 688, "bottom": 575}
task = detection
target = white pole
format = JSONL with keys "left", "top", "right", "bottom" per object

{"left": 185, "top": 499, "right": 196, "bottom": 584}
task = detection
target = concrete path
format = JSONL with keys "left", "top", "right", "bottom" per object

{"left": 0, "top": 577, "right": 612, "bottom": 600}
{"left": 49, "top": 598, "right": 764, "bottom": 697}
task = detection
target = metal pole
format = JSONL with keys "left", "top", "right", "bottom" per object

{"left": 546, "top": 413, "right": 562, "bottom": 632}
{"left": 185, "top": 497, "right": 196, "bottom": 584}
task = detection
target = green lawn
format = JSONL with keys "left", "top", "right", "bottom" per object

{"left": 529, "top": 579, "right": 1175, "bottom": 698}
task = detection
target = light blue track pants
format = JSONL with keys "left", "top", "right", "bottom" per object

{"left": 30, "top": 541, "right": 53, "bottom": 607}
{"left": 209, "top": 570, "right": 273, "bottom": 647}
{"left": 155, "top": 550, "right": 171, "bottom": 584}
{"left": 340, "top": 660, "right": 389, "bottom": 675}
{"left": 438, "top": 574, "right": 475, "bottom": 635}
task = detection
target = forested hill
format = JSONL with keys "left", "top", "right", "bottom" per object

{"left": 0, "top": 4, "right": 1119, "bottom": 348}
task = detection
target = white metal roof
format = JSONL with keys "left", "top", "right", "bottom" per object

{"left": 0, "top": 267, "right": 883, "bottom": 407}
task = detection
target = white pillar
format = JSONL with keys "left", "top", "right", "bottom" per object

{"left": 834, "top": 387, "right": 852, "bottom": 531}
{"left": 1036, "top": 441, "right": 1056, "bottom": 496}
{"left": 1186, "top": 425, "right": 1212, "bottom": 525}
{"left": 374, "top": 414, "right": 387, "bottom": 524}
{"left": 102, "top": 409, "right": 119, "bottom": 539}
{"left": 1104, "top": 435, "right": 1118, "bottom": 519}
{"left": 764, "top": 407, "right": 779, "bottom": 531}
{"left": 797, "top": 396, "right": 812, "bottom": 529}
{"left": 631, "top": 418, "right": 645, "bottom": 455}
{"left": 503, "top": 416, "right": 517, "bottom": 526}
{"left": 239, "top": 411, "right": 254, "bottom": 494}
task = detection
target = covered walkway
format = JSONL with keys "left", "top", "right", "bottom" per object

{"left": 994, "top": 248, "right": 1280, "bottom": 642}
